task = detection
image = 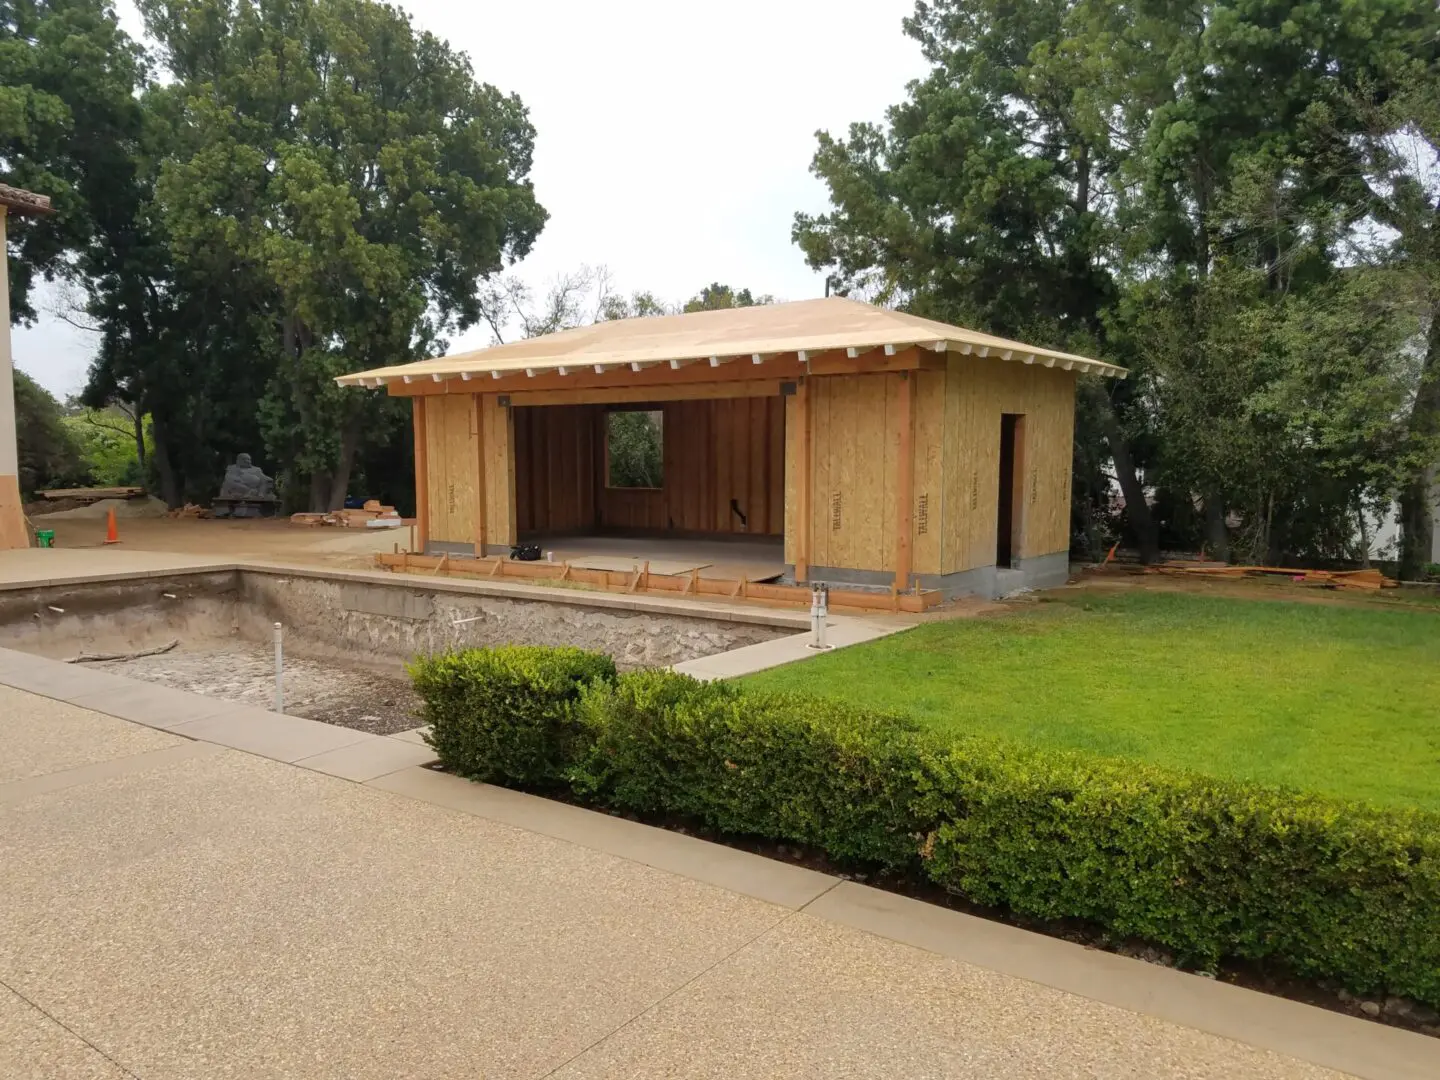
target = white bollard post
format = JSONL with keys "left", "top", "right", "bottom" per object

{"left": 808, "top": 583, "right": 832, "bottom": 651}
{"left": 273, "top": 622, "right": 284, "bottom": 713}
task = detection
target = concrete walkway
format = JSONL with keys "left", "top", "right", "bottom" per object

{"left": 672, "top": 614, "right": 907, "bottom": 679}
{"left": 0, "top": 654, "right": 1432, "bottom": 1079}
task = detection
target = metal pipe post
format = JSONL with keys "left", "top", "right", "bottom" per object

{"left": 273, "top": 622, "right": 284, "bottom": 713}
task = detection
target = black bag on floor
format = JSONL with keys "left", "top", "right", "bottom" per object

{"left": 511, "top": 543, "right": 542, "bottom": 561}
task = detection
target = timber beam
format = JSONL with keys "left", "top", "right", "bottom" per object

{"left": 384, "top": 347, "right": 941, "bottom": 397}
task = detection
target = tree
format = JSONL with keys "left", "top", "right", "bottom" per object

{"left": 0, "top": 0, "right": 146, "bottom": 322}
{"left": 139, "top": 0, "right": 547, "bottom": 510}
{"left": 605, "top": 410, "right": 662, "bottom": 488}
{"left": 796, "top": 0, "right": 1440, "bottom": 565}
{"left": 683, "top": 282, "right": 773, "bottom": 312}
{"left": 13, "top": 370, "right": 87, "bottom": 493}
{"left": 1338, "top": 79, "right": 1440, "bottom": 577}
{"left": 475, "top": 269, "right": 773, "bottom": 338}
{"left": 61, "top": 403, "right": 149, "bottom": 486}
{"left": 795, "top": 0, "right": 1150, "bottom": 554}
{"left": 478, "top": 265, "right": 621, "bottom": 341}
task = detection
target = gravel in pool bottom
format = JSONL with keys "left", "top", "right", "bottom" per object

{"left": 91, "top": 643, "right": 423, "bottom": 735}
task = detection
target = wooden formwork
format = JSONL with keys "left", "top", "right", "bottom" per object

{"left": 373, "top": 552, "right": 942, "bottom": 614}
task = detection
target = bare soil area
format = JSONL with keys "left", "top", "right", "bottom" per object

{"left": 91, "top": 643, "right": 422, "bottom": 735}
{"left": 35, "top": 515, "right": 405, "bottom": 570}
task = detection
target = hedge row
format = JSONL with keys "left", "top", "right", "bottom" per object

{"left": 410, "top": 646, "right": 1440, "bottom": 1006}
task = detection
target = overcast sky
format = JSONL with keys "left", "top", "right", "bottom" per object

{"left": 13, "top": 0, "right": 928, "bottom": 398}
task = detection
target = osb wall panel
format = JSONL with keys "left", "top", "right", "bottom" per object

{"left": 424, "top": 393, "right": 479, "bottom": 545}
{"left": 783, "top": 391, "right": 801, "bottom": 564}
{"left": 941, "top": 359, "right": 1076, "bottom": 573}
{"left": 807, "top": 372, "right": 905, "bottom": 572}
{"left": 514, "top": 405, "right": 600, "bottom": 535}
{"left": 479, "top": 393, "right": 516, "bottom": 547}
{"left": 911, "top": 368, "right": 945, "bottom": 576}
{"left": 595, "top": 397, "right": 785, "bottom": 536}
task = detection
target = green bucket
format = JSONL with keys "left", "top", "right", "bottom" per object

{"left": 35, "top": 529, "right": 55, "bottom": 548}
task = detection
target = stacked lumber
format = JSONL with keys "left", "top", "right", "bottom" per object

{"left": 38, "top": 486, "right": 144, "bottom": 503}
{"left": 165, "top": 503, "right": 210, "bottom": 519}
{"left": 1150, "top": 562, "right": 1395, "bottom": 591}
{"left": 289, "top": 500, "right": 402, "bottom": 528}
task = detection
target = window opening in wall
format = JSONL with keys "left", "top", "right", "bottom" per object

{"left": 605, "top": 408, "right": 663, "bottom": 489}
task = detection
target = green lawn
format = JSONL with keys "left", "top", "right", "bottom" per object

{"left": 742, "top": 591, "right": 1440, "bottom": 811}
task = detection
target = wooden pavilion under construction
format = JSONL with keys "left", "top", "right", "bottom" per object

{"left": 338, "top": 297, "right": 1125, "bottom": 599}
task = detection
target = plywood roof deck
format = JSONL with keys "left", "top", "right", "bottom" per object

{"left": 336, "top": 296, "right": 1127, "bottom": 389}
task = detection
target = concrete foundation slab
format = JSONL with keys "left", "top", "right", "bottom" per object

{"left": 168, "top": 708, "right": 375, "bottom": 763}
{"left": 0, "top": 687, "right": 183, "bottom": 783}
{"left": 295, "top": 736, "right": 437, "bottom": 782}
{"left": 672, "top": 617, "right": 907, "bottom": 680}
{"left": 0, "top": 985, "right": 127, "bottom": 1080}
{"left": 369, "top": 767, "right": 839, "bottom": 911}
{"left": 67, "top": 679, "right": 250, "bottom": 732}
{"left": 549, "top": 914, "right": 1346, "bottom": 1080}
{"left": 0, "top": 722, "right": 788, "bottom": 1080}
{"left": 786, "top": 550, "right": 1074, "bottom": 599}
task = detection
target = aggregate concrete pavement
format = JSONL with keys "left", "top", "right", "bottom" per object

{"left": 1, "top": 668, "right": 1434, "bottom": 1080}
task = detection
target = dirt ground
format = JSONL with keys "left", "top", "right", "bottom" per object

{"left": 81, "top": 642, "right": 423, "bottom": 735}
{"left": 33, "top": 515, "right": 408, "bottom": 571}
{"left": 1069, "top": 565, "right": 1440, "bottom": 611}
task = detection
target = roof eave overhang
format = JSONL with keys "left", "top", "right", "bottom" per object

{"left": 335, "top": 336, "right": 1126, "bottom": 390}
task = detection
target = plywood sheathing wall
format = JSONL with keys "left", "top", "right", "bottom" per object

{"left": 911, "top": 368, "right": 946, "bottom": 576}
{"left": 806, "top": 372, "right": 909, "bottom": 574}
{"left": 941, "top": 357, "right": 1075, "bottom": 574}
{"left": 788, "top": 363, "right": 1073, "bottom": 582}
{"left": 513, "top": 397, "right": 785, "bottom": 538}
{"left": 423, "top": 393, "right": 479, "bottom": 546}
{"left": 514, "top": 404, "right": 601, "bottom": 535}
{"left": 650, "top": 397, "right": 784, "bottom": 536}
{"left": 480, "top": 393, "right": 517, "bottom": 548}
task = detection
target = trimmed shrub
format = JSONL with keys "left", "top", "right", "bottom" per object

{"left": 409, "top": 646, "right": 1440, "bottom": 1006}
{"left": 917, "top": 741, "right": 1440, "bottom": 1002}
{"left": 571, "top": 670, "right": 926, "bottom": 867}
{"left": 410, "top": 646, "right": 615, "bottom": 786}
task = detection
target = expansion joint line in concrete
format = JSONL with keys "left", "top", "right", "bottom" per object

{"left": 0, "top": 975, "right": 142, "bottom": 1079}
{"left": 535, "top": 882, "right": 844, "bottom": 1079}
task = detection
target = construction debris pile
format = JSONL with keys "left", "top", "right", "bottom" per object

{"left": 290, "top": 500, "right": 402, "bottom": 529}
{"left": 1149, "top": 562, "right": 1395, "bottom": 591}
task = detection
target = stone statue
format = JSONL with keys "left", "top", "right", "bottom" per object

{"left": 217, "top": 453, "right": 276, "bottom": 501}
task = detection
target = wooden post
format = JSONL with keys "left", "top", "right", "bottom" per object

{"left": 412, "top": 397, "right": 429, "bottom": 554}
{"left": 794, "top": 376, "right": 811, "bottom": 583}
{"left": 478, "top": 391, "right": 495, "bottom": 552}
{"left": 895, "top": 371, "right": 914, "bottom": 593}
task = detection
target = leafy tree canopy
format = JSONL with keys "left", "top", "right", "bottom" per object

{"left": 0, "top": 0, "right": 145, "bottom": 321}
{"left": 797, "top": 0, "right": 1440, "bottom": 567}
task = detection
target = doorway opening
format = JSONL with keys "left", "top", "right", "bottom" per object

{"left": 996, "top": 413, "right": 1025, "bottom": 568}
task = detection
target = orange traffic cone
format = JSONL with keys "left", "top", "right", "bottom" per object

{"left": 103, "top": 507, "right": 121, "bottom": 545}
